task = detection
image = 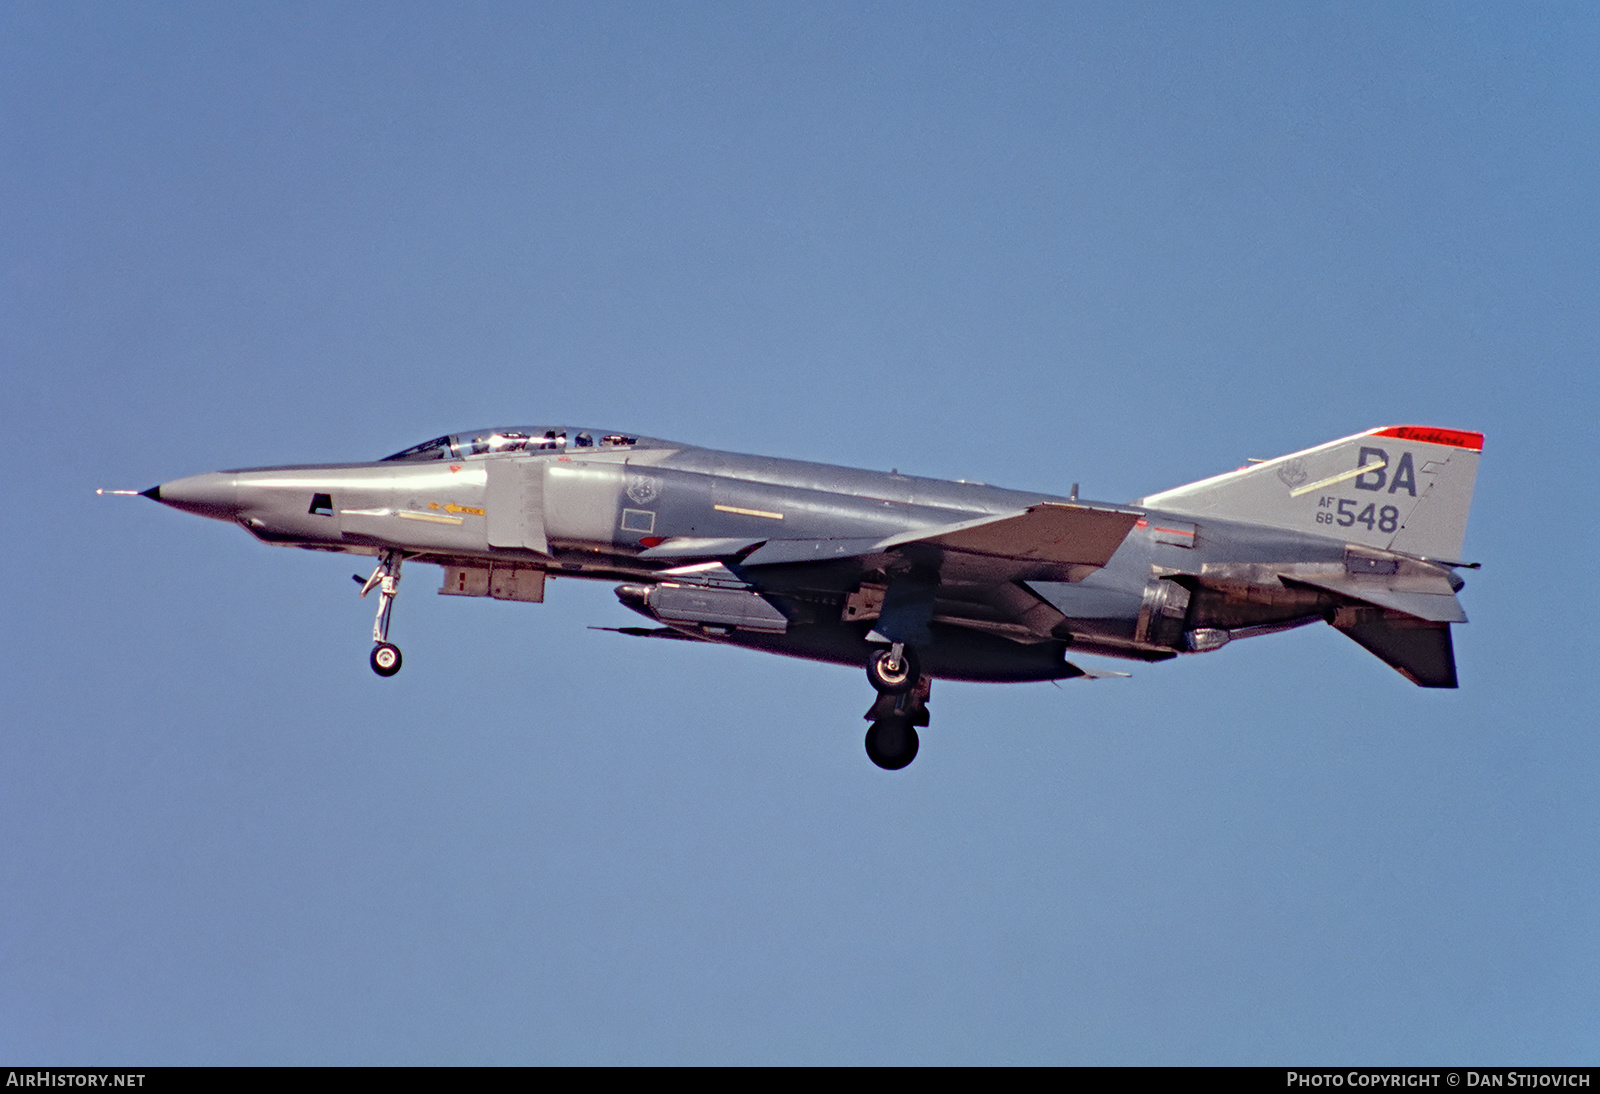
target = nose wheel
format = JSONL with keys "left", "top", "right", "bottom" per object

{"left": 370, "top": 642, "right": 402, "bottom": 676}
{"left": 359, "top": 550, "right": 406, "bottom": 676}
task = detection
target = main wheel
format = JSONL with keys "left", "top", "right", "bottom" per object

{"left": 865, "top": 718, "right": 919, "bottom": 770}
{"left": 866, "top": 646, "right": 920, "bottom": 694}
{"left": 370, "top": 642, "right": 402, "bottom": 677}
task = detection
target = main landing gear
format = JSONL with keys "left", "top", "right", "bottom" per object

{"left": 865, "top": 715, "right": 919, "bottom": 770}
{"left": 864, "top": 642, "right": 929, "bottom": 770}
{"left": 359, "top": 550, "right": 405, "bottom": 677}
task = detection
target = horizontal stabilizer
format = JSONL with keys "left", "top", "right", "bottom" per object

{"left": 1329, "top": 606, "right": 1458, "bottom": 688}
{"left": 1281, "top": 574, "right": 1468, "bottom": 623}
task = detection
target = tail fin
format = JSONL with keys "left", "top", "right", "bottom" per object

{"left": 1137, "top": 426, "right": 1483, "bottom": 561}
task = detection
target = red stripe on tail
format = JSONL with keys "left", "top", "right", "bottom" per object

{"left": 1371, "top": 426, "right": 1483, "bottom": 451}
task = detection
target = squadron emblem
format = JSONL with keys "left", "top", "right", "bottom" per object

{"left": 1276, "top": 458, "right": 1309, "bottom": 491}
{"left": 626, "top": 475, "right": 661, "bottom": 505}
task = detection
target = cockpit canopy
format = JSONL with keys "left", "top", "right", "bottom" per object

{"left": 382, "top": 426, "right": 643, "bottom": 462}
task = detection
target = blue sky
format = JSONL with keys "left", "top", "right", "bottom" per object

{"left": 3, "top": 2, "right": 1596, "bottom": 1063}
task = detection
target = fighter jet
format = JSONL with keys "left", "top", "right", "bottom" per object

{"left": 129, "top": 423, "right": 1482, "bottom": 769}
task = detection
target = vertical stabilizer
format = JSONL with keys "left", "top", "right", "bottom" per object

{"left": 1137, "top": 426, "right": 1482, "bottom": 560}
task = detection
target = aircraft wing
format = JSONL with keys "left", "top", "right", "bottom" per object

{"left": 626, "top": 504, "right": 1139, "bottom": 652}
{"left": 712, "top": 504, "right": 1141, "bottom": 649}
{"left": 876, "top": 502, "right": 1140, "bottom": 566}
{"left": 735, "top": 502, "right": 1140, "bottom": 572}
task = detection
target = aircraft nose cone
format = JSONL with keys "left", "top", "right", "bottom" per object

{"left": 149, "top": 471, "right": 241, "bottom": 522}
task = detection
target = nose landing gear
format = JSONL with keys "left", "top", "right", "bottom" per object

{"left": 359, "top": 550, "right": 405, "bottom": 676}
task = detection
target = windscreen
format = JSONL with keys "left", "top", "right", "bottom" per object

{"left": 381, "top": 426, "right": 640, "bottom": 461}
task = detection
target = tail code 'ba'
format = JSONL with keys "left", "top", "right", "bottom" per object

{"left": 1138, "top": 426, "right": 1483, "bottom": 561}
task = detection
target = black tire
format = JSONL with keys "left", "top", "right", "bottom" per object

{"left": 370, "top": 642, "right": 402, "bottom": 677}
{"left": 865, "top": 718, "right": 919, "bottom": 770}
{"left": 866, "top": 646, "right": 920, "bottom": 694}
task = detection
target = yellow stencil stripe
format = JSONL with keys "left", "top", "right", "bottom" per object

{"left": 398, "top": 510, "right": 465, "bottom": 525}
{"left": 1289, "top": 460, "right": 1386, "bottom": 498}
{"left": 714, "top": 504, "right": 784, "bottom": 520}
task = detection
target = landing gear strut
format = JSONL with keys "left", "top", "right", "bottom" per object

{"left": 359, "top": 550, "right": 405, "bottom": 676}
{"left": 863, "top": 664, "right": 930, "bottom": 770}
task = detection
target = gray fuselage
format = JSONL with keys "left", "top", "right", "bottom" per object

{"left": 150, "top": 426, "right": 1387, "bottom": 683}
